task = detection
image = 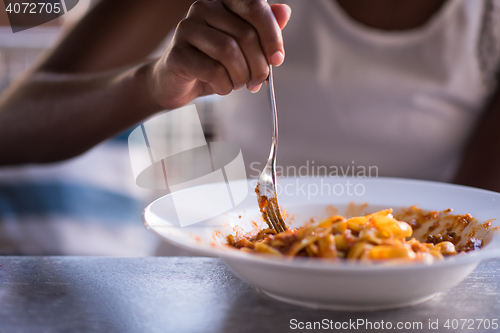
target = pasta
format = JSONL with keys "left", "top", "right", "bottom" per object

{"left": 227, "top": 208, "right": 479, "bottom": 262}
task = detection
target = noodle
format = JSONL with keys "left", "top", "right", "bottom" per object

{"left": 227, "top": 209, "right": 478, "bottom": 262}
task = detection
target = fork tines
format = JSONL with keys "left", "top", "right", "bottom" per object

{"left": 263, "top": 198, "right": 287, "bottom": 233}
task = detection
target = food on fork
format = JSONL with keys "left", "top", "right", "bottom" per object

{"left": 255, "top": 183, "right": 287, "bottom": 233}
{"left": 227, "top": 208, "right": 485, "bottom": 263}
{"left": 255, "top": 185, "right": 268, "bottom": 211}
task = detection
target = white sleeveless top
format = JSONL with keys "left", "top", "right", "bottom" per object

{"left": 214, "top": 0, "right": 500, "bottom": 182}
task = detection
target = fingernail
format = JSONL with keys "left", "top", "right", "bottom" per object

{"left": 249, "top": 83, "right": 262, "bottom": 93}
{"left": 270, "top": 51, "right": 284, "bottom": 66}
{"left": 235, "top": 85, "right": 243, "bottom": 91}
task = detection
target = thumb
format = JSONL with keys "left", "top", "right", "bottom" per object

{"left": 270, "top": 4, "right": 292, "bottom": 30}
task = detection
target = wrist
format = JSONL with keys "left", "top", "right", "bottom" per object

{"left": 134, "top": 60, "right": 164, "bottom": 115}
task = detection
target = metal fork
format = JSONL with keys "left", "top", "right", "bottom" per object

{"left": 255, "top": 66, "right": 288, "bottom": 233}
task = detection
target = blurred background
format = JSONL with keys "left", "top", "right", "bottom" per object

{"left": 0, "top": 0, "right": 216, "bottom": 256}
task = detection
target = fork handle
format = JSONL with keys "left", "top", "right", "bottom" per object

{"left": 265, "top": 66, "right": 278, "bottom": 174}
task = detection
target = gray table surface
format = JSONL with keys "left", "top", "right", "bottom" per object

{"left": 0, "top": 257, "right": 499, "bottom": 333}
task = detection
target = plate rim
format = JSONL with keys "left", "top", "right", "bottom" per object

{"left": 143, "top": 176, "right": 500, "bottom": 271}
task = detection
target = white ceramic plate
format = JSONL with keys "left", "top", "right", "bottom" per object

{"left": 143, "top": 177, "right": 500, "bottom": 311}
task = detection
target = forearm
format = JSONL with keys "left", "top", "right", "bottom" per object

{"left": 0, "top": 0, "right": 291, "bottom": 166}
{"left": 0, "top": 0, "right": 193, "bottom": 165}
{"left": 0, "top": 61, "right": 161, "bottom": 165}
{"left": 40, "top": 0, "right": 193, "bottom": 73}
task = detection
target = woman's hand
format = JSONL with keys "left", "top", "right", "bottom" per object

{"left": 148, "top": 0, "right": 291, "bottom": 110}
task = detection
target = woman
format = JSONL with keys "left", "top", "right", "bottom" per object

{"left": 217, "top": 0, "right": 500, "bottom": 190}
